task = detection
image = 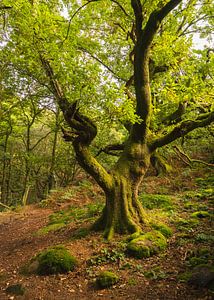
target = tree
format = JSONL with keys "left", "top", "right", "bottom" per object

{"left": 1, "top": 0, "right": 214, "bottom": 238}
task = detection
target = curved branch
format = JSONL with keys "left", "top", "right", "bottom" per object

{"left": 150, "top": 111, "right": 214, "bottom": 151}
{"left": 96, "top": 143, "right": 125, "bottom": 157}
{"left": 143, "top": 0, "right": 182, "bottom": 50}
{"left": 174, "top": 146, "right": 214, "bottom": 168}
{"left": 79, "top": 47, "right": 127, "bottom": 82}
{"left": 40, "top": 55, "right": 113, "bottom": 193}
{"left": 62, "top": 0, "right": 99, "bottom": 43}
{"left": 110, "top": 0, "right": 130, "bottom": 18}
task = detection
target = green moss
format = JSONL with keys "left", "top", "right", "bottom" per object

{"left": 183, "top": 201, "right": 198, "bottom": 210}
{"left": 48, "top": 202, "right": 104, "bottom": 225}
{"left": 174, "top": 217, "right": 199, "bottom": 230}
{"left": 126, "top": 231, "right": 142, "bottom": 242}
{"left": 30, "top": 245, "right": 77, "bottom": 275}
{"left": 151, "top": 223, "right": 173, "bottom": 238}
{"left": 127, "top": 231, "right": 167, "bottom": 259}
{"left": 195, "top": 176, "right": 214, "bottom": 188}
{"left": 178, "top": 271, "right": 193, "bottom": 282}
{"left": 184, "top": 188, "right": 214, "bottom": 202}
{"left": 187, "top": 257, "right": 209, "bottom": 267}
{"left": 36, "top": 223, "right": 65, "bottom": 236}
{"left": 143, "top": 267, "right": 167, "bottom": 280}
{"left": 191, "top": 211, "right": 210, "bottom": 218}
{"left": 195, "top": 233, "right": 214, "bottom": 243}
{"left": 96, "top": 271, "right": 119, "bottom": 288}
{"left": 70, "top": 227, "right": 90, "bottom": 240}
{"left": 139, "top": 193, "right": 173, "bottom": 211}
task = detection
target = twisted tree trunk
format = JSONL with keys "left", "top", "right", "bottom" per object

{"left": 40, "top": 0, "right": 214, "bottom": 240}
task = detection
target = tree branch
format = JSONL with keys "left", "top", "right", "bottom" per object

{"left": 96, "top": 143, "right": 125, "bottom": 157}
{"left": 131, "top": 0, "right": 182, "bottom": 142}
{"left": 62, "top": 0, "right": 99, "bottom": 43}
{"left": 40, "top": 55, "right": 113, "bottom": 192}
{"left": 143, "top": 0, "right": 182, "bottom": 50}
{"left": 131, "top": 0, "right": 143, "bottom": 37}
{"left": 79, "top": 47, "right": 127, "bottom": 82}
{"left": 150, "top": 111, "right": 214, "bottom": 151}
{"left": 0, "top": 6, "right": 12, "bottom": 10}
{"left": 110, "top": 0, "right": 130, "bottom": 18}
{"left": 174, "top": 146, "right": 214, "bottom": 168}
{"left": 30, "top": 131, "right": 52, "bottom": 151}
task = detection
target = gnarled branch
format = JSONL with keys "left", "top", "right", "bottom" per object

{"left": 150, "top": 111, "right": 214, "bottom": 151}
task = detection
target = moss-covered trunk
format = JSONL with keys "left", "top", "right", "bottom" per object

{"left": 93, "top": 143, "right": 151, "bottom": 240}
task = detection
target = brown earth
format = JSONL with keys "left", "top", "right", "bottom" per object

{"left": 0, "top": 169, "right": 213, "bottom": 300}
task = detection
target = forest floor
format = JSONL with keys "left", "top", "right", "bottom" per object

{"left": 0, "top": 163, "right": 213, "bottom": 300}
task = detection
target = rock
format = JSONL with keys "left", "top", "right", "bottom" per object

{"left": 126, "top": 230, "right": 167, "bottom": 258}
{"left": 188, "top": 265, "right": 214, "bottom": 288}
{"left": 96, "top": 271, "right": 119, "bottom": 288}
{"left": 24, "top": 245, "right": 77, "bottom": 275}
{"left": 5, "top": 284, "right": 25, "bottom": 296}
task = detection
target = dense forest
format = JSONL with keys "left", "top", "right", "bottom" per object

{"left": 0, "top": 0, "right": 213, "bottom": 299}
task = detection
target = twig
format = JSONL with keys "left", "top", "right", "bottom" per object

{"left": 62, "top": 0, "right": 99, "bottom": 44}
{"left": 79, "top": 47, "right": 127, "bottom": 82}
{"left": 174, "top": 146, "right": 214, "bottom": 167}
{"left": 0, "top": 202, "right": 10, "bottom": 210}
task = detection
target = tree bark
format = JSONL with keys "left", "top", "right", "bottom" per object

{"left": 93, "top": 172, "right": 149, "bottom": 240}
{"left": 92, "top": 141, "right": 151, "bottom": 239}
{"left": 1, "top": 126, "right": 12, "bottom": 204}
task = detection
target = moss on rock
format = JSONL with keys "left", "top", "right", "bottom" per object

{"left": 127, "top": 230, "right": 167, "bottom": 259}
{"left": 5, "top": 284, "right": 25, "bottom": 296}
{"left": 191, "top": 211, "right": 210, "bottom": 219}
{"left": 96, "top": 271, "right": 119, "bottom": 288}
{"left": 151, "top": 223, "right": 173, "bottom": 238}
{"left": 28, "top": 245, "right": 77, "bottom": 275}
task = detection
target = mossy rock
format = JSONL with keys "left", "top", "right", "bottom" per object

{"left": 191, "top": 211, "right": 210, "bottom": 219}
{"left": 5, "top": 284, "right": 25, "bottom": 296}
{"left": 151, "top": 223, "right": 173, "bottom": 238}
{"left": 96, "top": 271, "right": 119, "bottom": 288}
{"left": 126, "top": 231, "right": 142, "bottom": 242}
{"left": 127, "top": 230, "right": 167, "bottom": 259}
{"left": 188, "top": 265, "right": 214, "bottom": 288}
{"left": 27, "top": 245, "right": 77, "bottom": 275}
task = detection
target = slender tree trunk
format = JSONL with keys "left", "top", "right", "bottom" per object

{"left": 1, "top": 126, "right": 12, "bottom": 204}
{"left": 22, "top": 124, "right": 31, "bottom": 203}
{"left": 5, "top": 149, "right": 12, "bottom": 205}
{"left": 48, "top": 107, "right": 59, "bottom": 192}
